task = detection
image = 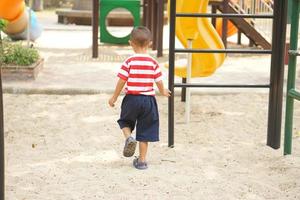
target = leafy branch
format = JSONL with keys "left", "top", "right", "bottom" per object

{"left": 0, "top": 19, "right": 8, "bottom": 66}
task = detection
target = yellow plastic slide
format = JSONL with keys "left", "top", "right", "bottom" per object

{"left": 173, "top": 0, "right": 226, "bottom": 77}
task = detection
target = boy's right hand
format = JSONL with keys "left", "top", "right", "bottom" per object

{"left": 109, "top": 96, "right": 117, "bottom": 107}
{"left": 162, "top": 89, "right": 171, "bottom": 97}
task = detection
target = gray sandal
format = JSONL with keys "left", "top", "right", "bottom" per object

{"left": 123, "top": 136, "right": 137, "bottom": 157}
{"left": 133, "top": 157, "right": 148, "bottom": 170}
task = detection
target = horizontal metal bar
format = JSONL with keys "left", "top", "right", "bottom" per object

{"left": 176, "top": 13, "right": 274, "bottom": 19}
{"left": 174, "top": 83, "right": 271, "bottom": 88}
{"left": 174, "top": 48, "right": 272, "bottom": 54}
{"left": 288, "top": 89, "right": 300, "bottom": 101}
{"left": 288, "top": 50, "right": 300, "bottom": 56}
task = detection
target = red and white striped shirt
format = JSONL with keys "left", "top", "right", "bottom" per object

{"left": 118, "top": 54, "right": 163, "bottom": 96}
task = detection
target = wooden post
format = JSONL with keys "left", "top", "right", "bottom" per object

{"left": 156, "top": 0, "right": 164, "bottom": 57}
{"left": 222, "top": 0, "right": 229, "bottom": 48}
{"left": 92, "top": 0, "right": 99, "bottom": 58}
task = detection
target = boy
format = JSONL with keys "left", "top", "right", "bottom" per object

{"left": 108, "top": 26, "right": 170, "bottom": 170}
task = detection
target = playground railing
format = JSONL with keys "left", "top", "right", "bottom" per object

{"left": 230, "top": 0, "right": 273, "bottom": 42}
{"left": 284, "top": 0, "right": 300, "bottom": 155}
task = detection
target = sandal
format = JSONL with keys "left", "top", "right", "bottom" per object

{"left": 133, "top": 157, "right": 148, "bottom": 170}
{"left": 123, "top": 136, "right": 137, "bottom": 157}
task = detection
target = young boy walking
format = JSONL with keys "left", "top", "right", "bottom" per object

{"left": 108, "top": 26, "right": 170, "bottom": 170}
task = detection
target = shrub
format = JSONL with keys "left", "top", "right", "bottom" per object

{"left": 3, "top": 43, "right": 40, "bottom": 66}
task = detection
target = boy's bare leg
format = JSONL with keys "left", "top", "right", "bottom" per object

{"left": 139, "top": 142, "right": 148, "bottom": 162}
{"left": 122, "top": 127, "right": 132, "bottom": 139}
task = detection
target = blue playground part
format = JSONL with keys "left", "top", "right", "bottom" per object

{"left": 9, "top": 8, "right": 42, "bottom": 41}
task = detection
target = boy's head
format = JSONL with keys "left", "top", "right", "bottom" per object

{"left": 130, "top": 26, "right": 152, "bottom": 48}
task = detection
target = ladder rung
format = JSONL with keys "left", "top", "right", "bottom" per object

{"left": 288, "top": 89, "right": 300, "bottom": 101}
{"left": 288, "top": 50, "right": 300, "bottom": 56}
{"left": 175, "top": 13, "right": 274, "bottom": 19}
{"left": 174, "top": 83, "right": 270, "bottom": 88}
{"left": 174, "top": 48, "right": 272, "bottom": 54}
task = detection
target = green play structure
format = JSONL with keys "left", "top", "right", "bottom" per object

{"left": 99, "top": 0, "right": 140, "bottom": 44}
{"left": 284, "top": 0, "right": 300, "bottom": 155}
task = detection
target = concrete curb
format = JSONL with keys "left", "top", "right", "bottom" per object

{"left": 3, "top": 87, "right": 113, "bottom": 95}
{"left": 2, "top": 86, "right": 270, "bottom": 96}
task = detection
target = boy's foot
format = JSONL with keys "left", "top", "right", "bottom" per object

{"left": 133, "top": 157, "right": 148, "bottom": 170}
{"left": 123, "top": 136, "right": 137, "bottom": 157}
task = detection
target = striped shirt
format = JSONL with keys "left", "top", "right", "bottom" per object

{"left": 118, "top": 54, "right": 163, "bottom": 96}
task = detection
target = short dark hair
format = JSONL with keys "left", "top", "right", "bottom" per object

{"left": 130, "top": 26, "right": 152, "bottom": 47}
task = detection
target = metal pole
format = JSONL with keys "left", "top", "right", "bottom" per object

{"left": 211, "top": 5, "right": 217, "bottom": 28}
{"left": 0, "top": 26, "right": 5, "bottom": 200}
{"left": 0, "top": 67, "right": 4, "bottom": 200}
{"left": 284, "top": 0, "right": 299, "bottom": 155}
{"left": 151, "top": 0, "right": 157, "bottom": 50}
{"left": 185, "top": 39, "right": 192, "bottom": 124}
{"left": 143, "top": 0, "right": 148, "bottom": 26}
{"left": 222, "top": 0, "right": 229, "bottom": 48}
{"left": 181, "top": 78, "right": 186, "bottom": 102}
{"left": 156, "top": 0, "right": 164, "bottom": 57}
{"left": 92, "top": 0, "right": 99, "bottom": 58}
{"left": 27, "top": 1, "right": 32, "bottom": 47}
{"left": 168, "top": 0, "right": 176, "bottom": 148}
{"left": 267, "top": 0, "right": 288, "bottom": 149}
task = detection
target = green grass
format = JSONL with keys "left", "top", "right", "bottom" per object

{"left": 2, "top": 41, "right": 40, "bottom": 66}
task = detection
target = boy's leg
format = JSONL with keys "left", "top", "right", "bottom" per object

{"left": 122, "top": 127, "right": 132, "bottom": 139}
{"left": 138, "top": 141, "right": 148, "bottom": 162}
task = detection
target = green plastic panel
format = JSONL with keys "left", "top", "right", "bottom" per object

{"left": 99, "top": 0, "right": 140, "bottom": 44}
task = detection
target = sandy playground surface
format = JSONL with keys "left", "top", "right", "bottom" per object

{"left": 4, "top": 93, "right": 300, "bottom": 200}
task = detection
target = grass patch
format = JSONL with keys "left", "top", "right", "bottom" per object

{"left": 2, "top": 41, "right": 40, "bottom": 66}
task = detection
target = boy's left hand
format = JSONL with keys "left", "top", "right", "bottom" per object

{"left": 109, "top": 96, "right": 117, "bottom": 107}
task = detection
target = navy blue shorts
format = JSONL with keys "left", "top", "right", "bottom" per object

{"left": 117, "top": 95, "right": 159, "bottom": 142}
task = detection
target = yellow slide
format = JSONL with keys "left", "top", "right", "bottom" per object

{"left": 173, "top": 0, "right": 226, "bottom": 77}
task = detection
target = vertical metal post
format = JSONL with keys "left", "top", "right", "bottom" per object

{"left": 267, "top": 0, "right": 288, "bottom": 149}
{"left": 156, "top": 0, "right": 164, "bottom": 57}
{"left": 237, "top": 30, "right": 242, "bottom": 45}
{"left": 168, "top": 0, "right": 176, "bottom": 148}
{"left": 0, "top": 27, "right": 4, "bottom": 200}
{"left": 0, "top": 68, "right": 3, "bottom": 200}
{"left": 92, "top": 0, "right": 99, "bottom": 58}
{"left": 222, "top": 0, "right": 229, "bottom": 48}
{"left": 181, "top": 78, "right": 186, "bottom": 102}
{"left": 143, "top": 0, "right": 148, "bottom": 26}
{"left": 185, "top": 39, "right": 193, "bottom": 124}
{"left": 284, "top": 0, "right": 299, "bottom": 155}
{"left": 27, "top": 1, "right": 32, "bottom": 47}
{"left": 152, "top": 0, "right": 158, "bottom": 50}
{"left": 211, "top": 5, "right": 217, "bottom": 28}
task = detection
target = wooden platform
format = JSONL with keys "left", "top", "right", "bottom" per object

{"left": 56, "top": 8, "right": 168, "bottom": 26}
{"left": 56, "top": 9, "right": 92, "bottom": 25}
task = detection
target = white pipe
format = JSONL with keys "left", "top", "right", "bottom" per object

{"left": 27, "top": 0, "right": 32, "bottom": 47}
{"left": 185, "top": 39, "right": 193, "bottom": 124}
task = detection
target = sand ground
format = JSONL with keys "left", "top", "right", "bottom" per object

{"left": 4, "top": 93, "right": 300, "bottom": 200}
{"left": 3, "top": 9, "right": 300, "bottom": 200}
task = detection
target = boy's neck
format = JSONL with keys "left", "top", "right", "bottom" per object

{"left": 133, "top": 47, "right": 148, "bottom": 54}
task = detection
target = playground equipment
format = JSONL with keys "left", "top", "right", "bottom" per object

{"left": 215, "top": 19, "right": 237, "bottom": 37}
{"left": 168, "top": 0, "right": 288, "bottom": 149}
{"left": 99, "top": 0, "right": 140, "bottom": 44}
{"left": 172, "top": 0, "right": 226, "bottom": 78}
{"left": 210, "top": 0, "right": 273, "bottom": 49}
{"left": 284, "top": 0, "right": 300, "bottom": 155}
{"left": 0, "top": 0, "right": 42, "bottom": 41}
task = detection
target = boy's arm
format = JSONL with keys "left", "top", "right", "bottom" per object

{"left": 109, "top": 78, "right": 126, "bottom": 107}
{"left": 156, "top": 80, "right": 171, "bottom": 97}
